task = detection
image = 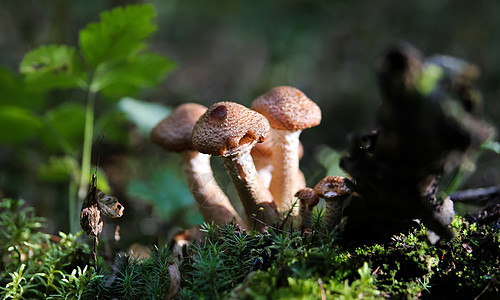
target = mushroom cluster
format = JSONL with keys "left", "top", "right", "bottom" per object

{"left": 150, "top": 44, "right": 493, "bottom": 246}
{"left": 151, "top": 86, "right": 347, "bottom": 231}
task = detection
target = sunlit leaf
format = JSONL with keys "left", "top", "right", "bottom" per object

{"left": 417, "top": 63, "right": 444, "bottom": 96}
{"left": 79, "top": 166, "right": 113, "bottom": 194}
{"left": 79, "top": 4, "right": 157, "bottom": 68}
{"left": 91, "top": 167, "right": 112, "bottom": 195}
{"left": 0, "top": 106, "right": 43, "bottom": 145}
{"left": 20, "top": 45, "right": 87, "bottom": 91}
{"left": 315, "top": 146, "right": 347, "bottom": 177}
{"left": 117, "top": 97, "right": 171, "bottom": 137}
{"left": 92, "top": 53, "right": 175, "bottom": 98}
{"left": 481, "top": 140, "right": 500, "bottom": 155}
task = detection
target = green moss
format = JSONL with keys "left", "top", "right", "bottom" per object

{"left": 1, "top": 198, "right": 498, "bottom": 299}
{"left": 233, "top": 262, "right": 382, "bottom": 299}
{"left": 0, "top": 198, "right": 92, "bottom": 299}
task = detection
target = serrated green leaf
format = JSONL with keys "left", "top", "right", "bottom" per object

{"left": 79, "top": 4, "right": 157, "bottom": 68}
{"left": 0, "top": 66, "right": 45, "bottom": 110}
{"left": 20, "top": 45, "right": 87, "bottom": 92}
{"left": 0, "top": 105, "right": 43, "bottom": 144}
{"left": 41, "top": 103, "right": 86, "bottom": 153}
{"left": 117, "top": 97, "right": 171, "bottom": 137}
{"left": 91, "top": 53, "right": 175, "bottom": 98}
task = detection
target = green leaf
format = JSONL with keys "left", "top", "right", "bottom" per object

{"left": 94, "top": 109, "right": 130, "bottom": 145}
{"left": 315, "top": 146, "right": 348, "bottom": 178}
{"left": 41, "top": 103, "right": 86, "bottom": 153}
{"left": 417, "top": 63, "right": 444, "bottom": 96}
{"left": 117, "top": 97, "right": 171, "bottom": 137}
{"left": 127, "top": 159, "right": 196, "bottom": 221}
{"left": 89, "top": 167, "right": 112, "bottom": 195}
{"left": 0, "top": 106, "right": 43, "bottom": 145}
{"left": 73, "top": 165, "right": 112, "bottom": 195}
{"left": 20, "top": 45, "right": 87, "bottom": 92}
{"left": 38, "top": 156, "right": 78, "bottom": 182}
{"left": 481, "top": 140, "right": 500, "bottom": 155}
{"left": 0, "top": 66, "right": 45, "bottom": 110}
{"left": 92, "top": 53, "right": 175, "bottom": 98}
{"left": 79, "top": 4, "right": 157, "bottom": 68}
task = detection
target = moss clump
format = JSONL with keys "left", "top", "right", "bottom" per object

{"left": 0, "top": 198, "right": 176, "bottom": 299}
{"left": 231, "top": 262, "right": 381, "bottom": 300}
{"left": 337, "top": 217, "right": 499, "bottom": 299}
{"left": 192, "top": 215, "right": 499, "bottom": 299}
{"left": 1, "top": 198, "right": 499, "bottom": 299}
{"left": 0, "top": 198, "right": 92, "bottom": 299}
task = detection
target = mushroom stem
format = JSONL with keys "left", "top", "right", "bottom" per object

{"left": 269, "top": 129, "right": 305, "bottom": 212}
{"left": 182, "top": 150, "right": 244, "bottom": 226}
{"left": 256, "top": 163, "right": 273, "bottom": 189}
{"left": 221, "top": 147, "right": 281, "bottom": 229}
{"left": 296, "top": 188, "right": 319, "bottom": 230}
{"left": 252, "top": 138, "right": 306, "bottom": 190}
{"left": 324, "top": 196, "right": 348, "bottom": 227}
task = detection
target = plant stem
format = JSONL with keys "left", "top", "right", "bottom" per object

{"left": 69, "top": 177, "right": 78, "bottom": 234}
{"left": 78, "top": 89, "right": 96, "bottom": 202}
{"left": 444, "top": 165, "right": 466, "bottom": 195}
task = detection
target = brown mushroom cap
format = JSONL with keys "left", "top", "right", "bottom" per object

{"left": 314, "top": 176, "right": 352, "bottom": 199}
{"left": 295, "top": 188, "right": 320, "bottom": 207}
{"left": 251, "top": 86, "right": 321, "bottom": 131}
{"left": 192, "top": 101, "right": 270, "bottom": 156}
{"left": 151, "top": 103, "right": 207, "bottom": 152}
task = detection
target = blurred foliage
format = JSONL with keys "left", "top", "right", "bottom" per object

{"left": 0, "top": 3, "right": 176, "bottom": 240}
{"left": 127, "top": 156, "right": 203, "bottom": 226}
{"left": 315, "top": 146, "right": 348, "bottom": 178}
{"left": 1, "top": 0, "right": 500, "bottom": 250}
{"left": 117, "top": 97, "right": 171, "bottom": 137}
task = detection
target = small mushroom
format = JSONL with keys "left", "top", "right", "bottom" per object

{"left": 313, "top": 176, "right": 352, "bottom": 228}
{"left": 151, "top": 103, "right": 243, "bottom": 226}
{"left": 295, "top": 188, "right": 319, "bottom": 231}
{"left": 251, "top": 86, "right": 321, "bottom": 212}
{"left": 192, "top": 101, "right": 281, "bottom": 229}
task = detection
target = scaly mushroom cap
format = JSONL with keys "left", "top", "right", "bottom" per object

{"left": 251, "top": 86, "right": 322, "bottom": 131}
{"left": 314, "top": 176, "right": 352, "bottom": 199}
{"left": 295, "top": 188, "right": 320, "bottom": 207}
{"left": 151, "top": 103, "right": 207, "bottom": 152}
{"left": 192, "top": 101, "right": 270, "bottom": 156}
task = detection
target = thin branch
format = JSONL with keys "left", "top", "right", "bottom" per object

{"left": 449, "top": 187, "right": 500, "bottom": 204}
